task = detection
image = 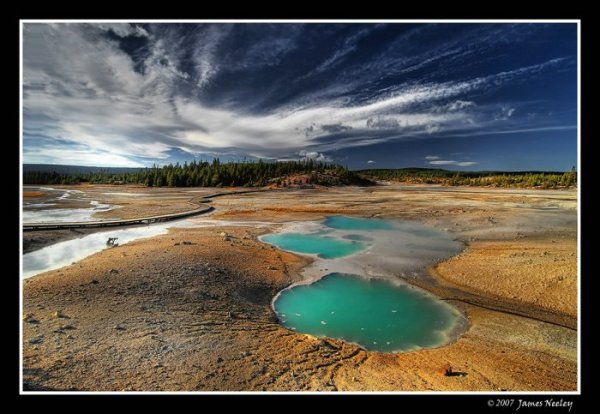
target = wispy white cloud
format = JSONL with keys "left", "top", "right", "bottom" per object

{"left": 494, "top": 105, "right": 516, "bottom": 121}
{"left": 440, "top": 124, "right": 577, "bottom": 138}
{"left": 367, "top": 160, "right": 376, "bottom": 164}
{"left": 22, "top": 23, "right": 575, "bottom": 167}
{"left": 426, "top": 157, "right": 476, "bottom": 167}
{"left": 95, "top": 23, "right": 150, "bottom": 38}
{"left": 24, "top": 146, "right": 145, "bottom": 167}
{"left": 299, "top": 150, "right": 332, "bottom": 163}
{"left": 446, "top": 100, "right": 476, "bottom": 112}
{"left": 190, "top": 25, "right": 232, "bottom": 89}
{"left": 310, "top": 25, "right": 384, "bottom": 75}
{"left": 428, "top": 160, "right": 455, "bottom": 165}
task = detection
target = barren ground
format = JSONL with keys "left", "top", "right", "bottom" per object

{"left": 22, "top": 185, "right": 577, "bottom": 391}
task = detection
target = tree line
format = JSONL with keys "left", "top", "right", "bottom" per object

{"left": 23, "top": 159, "right": 372, "bottom": 187}
{"left": 358, "top": 168, "right": 577, "bottom": 189}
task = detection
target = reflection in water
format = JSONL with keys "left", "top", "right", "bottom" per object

{"left": 23, "top": 187, "right": 118, "bottom": 223}
{"left": 22, "top": 204, "right": 114, "bottom": 223}
{"left": 23, "top": 225, "right": 169, "bottom": 278}
{"left": 22, "top": 218, "right": 275, "bottom": 279}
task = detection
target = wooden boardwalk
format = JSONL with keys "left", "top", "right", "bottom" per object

{"left": 22, "top": 189, "right": 265, "bottom": 231}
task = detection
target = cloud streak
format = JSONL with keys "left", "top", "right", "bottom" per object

{"left": 428, "top": 160, "right": 477, "bottom": 167}
{"left": 22, "top": 23, "right": 577, "bottom": 168}
{"left": 425, "top": 156, "right": 477, "bottom": 167}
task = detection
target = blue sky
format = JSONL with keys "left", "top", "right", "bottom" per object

{"left": 22, "top": 22, "right": 577, "bottom": 171}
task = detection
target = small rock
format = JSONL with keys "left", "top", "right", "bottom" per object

{"left": 223, "top": 236, "right": 231, "bottom": 241}
{"left": 437, "top": 364, "right": 453, "bottom": 376}
{"left": 220, "top": 232, "right": 229, "bottom": 237}
{"left": 114, "top": 325, "right": 126, "bottom": 331}
{"left": 53, "top": 310, "right": 65, "bottom": 319}
{"left": 90, "top": 279, "right": 99, "bottom": 284}
{"left": 29, "top": 337, "right": 43, "bottom": 344}
{"left": 216, "top": 357, "right": 224, "bottom": 363}
{"left": 109, "top": 269, "right": 119, "bottom": 274}
{"left": 182, "top": 241, "right": 194, "bottom": 245}
{"left": 174, "top": 242, "right": 180, "bottom": 246}
{"left": 23, "top": 314, "right": 38, "bottom": 324}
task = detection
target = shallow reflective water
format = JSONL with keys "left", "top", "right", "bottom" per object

{"left": 274, "top": 273, "right": 463, "bottom": 352}
{"left": 23, "top": 187, "right": 117, "bottom": 223}
{"left": 22, "top": 225, "right": 169, "bottom": 278}
{"left": 324, "top": 215, "right": 396, "bottom": 231}
{"left": 264, "top": 216, "right": 466, "bottom": 352}
{"left": 261, "top": 217, "right": 462, "bottom": 281}
{"left": 261, "top": 233, "right": 366, "bottom": 259}
{"left": 22, "top": 218, "right": 276, "bottom": 279}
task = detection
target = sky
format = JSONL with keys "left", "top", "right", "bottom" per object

{"left": 22, "top": 22, "right": 578, "bottom": 171}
